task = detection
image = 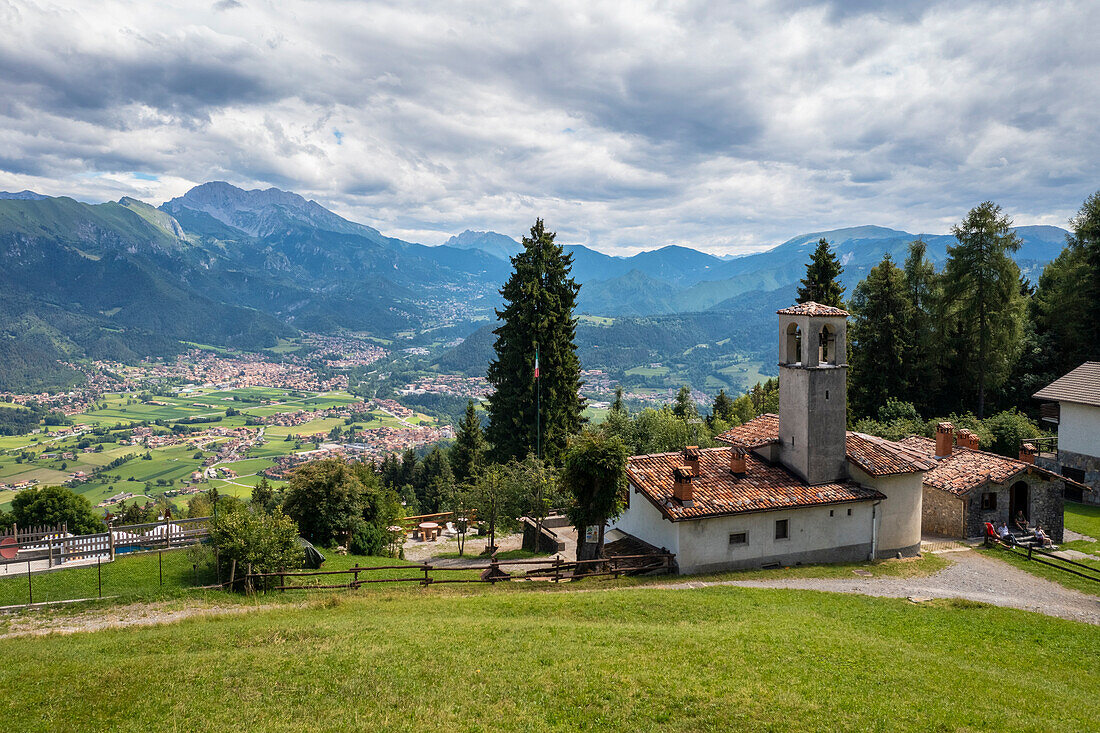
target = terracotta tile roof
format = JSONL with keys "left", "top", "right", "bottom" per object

{"left": 776, "top": 301, "right": 850, "bottom": 317}
{"left": 716, "top": 415, "right": 934, "bottom": 476}
{"left": 716, "top": 413, "right": 780, "bottom": 448}
{"left": 626, "top": 447, "right": 884, "bottom": 522}
{"left": 1033, "top": 361, "right": 1100, "bottom": 408}
{"left": 846, "top": 433, "right": 938, "bottom": 476}
{"left": 898, "top": 436, "right": 1026, "bottom": 496}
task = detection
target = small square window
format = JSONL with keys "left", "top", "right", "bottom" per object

{"left": 829, "top": 509, "right": 834, "bottom": 517}
{"left": 847, "top": 508, "right": 852, "bottom": 516}
{"left": 981, "top": 492, "right": 997, "bottom": 511}
{"left": 729, "top": 532, "right": 748, "bottom": 546}
{"left": 775, "top": 519, "right": 789, "bottom": 540}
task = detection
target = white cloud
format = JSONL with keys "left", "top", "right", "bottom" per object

{"left": 0, "top": 0, "right": 1097, "bottom": 252}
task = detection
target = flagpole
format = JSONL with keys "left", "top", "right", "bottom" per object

{"left": 535, "top": 341, "right": 541, "bottom": 461}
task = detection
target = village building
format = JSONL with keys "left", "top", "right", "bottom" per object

{"left": 1032, "top": 361, "right": 1100, "bottom": 504}
{"left": 609, "top": 301, "right": 1081, "bottom": 574}
{"left": 611, "top": 303, "right": 934, "bottom": 574}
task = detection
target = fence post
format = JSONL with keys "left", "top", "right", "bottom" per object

{"left": 109, "top": 529, "right": 115, "bottom": 561}
{"left": 228, "top": 559, "right": 237, "bottom": 590}
{"left": 159, "top": 551, "right": 163, "bottom": 587}
{"left": 47, "top": 534, "right": 53, "bottom": 569}
{"left": 27, "top": 560, "right": 32, "bottom": 606}
{"left": 553, "top": 556, "right": 561, "bottom": 583}
{"left": 422, "top": 563, "right": 430, "bottom": 587}
{"left": 98, "top": 556, "right": 102, "bottom": 598}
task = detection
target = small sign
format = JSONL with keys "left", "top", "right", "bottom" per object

{"left": 585, "top": 525, "right": 600, "bottom": 544}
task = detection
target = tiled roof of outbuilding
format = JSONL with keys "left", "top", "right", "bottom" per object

{"left": 1033, "top": 361, "right": 1100, "bottom": 408}
{"left": 776, "top": 301, "right": 850, "bottom": 316}
{"left": 626, "top": 447, "right": 883, "bottom": 522}
{"left": 715, "top": 415, "right": 934, "bottom": 476}
{"left": 897, "top": 436, "right": 1025, "bottom": 496}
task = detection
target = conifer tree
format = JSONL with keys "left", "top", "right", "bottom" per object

{"left": 943, "top": 201, "right": 1024, "bottom": 417}
{"left": 450, "top": 400, "right": 486, "bottom": 487}
{"left": 711, "top": 389, "right": 735, "bottom": 425}
{"left": 1069, "top": 190, "right": 1100, "bottom": 355}
{"left": 902, "top": 239, "right": 941, "bottom": 413}
{"left": 486, "top": 219, "right": 584, "bottom": 463}
{"left": 796, "top": 238, "right": 845, "bottom": 307}
{"left": 849, "top": 254, "right": 913, "bottom": 418}
{"left": 672, "top": 385, "right": 696, "bottom": 419}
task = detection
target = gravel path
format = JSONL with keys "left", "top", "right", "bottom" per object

{"left": 656, "top": 549, "right": 1100, "bottom": 625}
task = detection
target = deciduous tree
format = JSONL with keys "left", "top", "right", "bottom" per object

{"left": 563, "top": 431, "right": 628, "bottom": 563}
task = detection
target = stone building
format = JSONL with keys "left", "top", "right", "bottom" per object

{"left": 1032, "top": 361, "right": 1100, "bottom": 505}
{"left": 899, "top": 425, "right": 1074, "bottom": 542}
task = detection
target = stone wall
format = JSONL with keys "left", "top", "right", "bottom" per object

{"left": 1045, "top": 448, "right": 1100, "bottom": 505}
{"left": 921, "top": 486, "right": 963, "bottom": 537}
{"left": 961, "top": 474, "right": 1064, "bottom": 542}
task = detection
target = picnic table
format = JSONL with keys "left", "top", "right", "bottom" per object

{"left": 418, "top": 522, "right": 440, "bottom": 542}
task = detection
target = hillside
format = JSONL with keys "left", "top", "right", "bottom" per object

{"left": 0, "top": 584, "right": 1094, "bottom": 730}
{"left": 0, "top": 181, "right": 1073, "bottom": 393}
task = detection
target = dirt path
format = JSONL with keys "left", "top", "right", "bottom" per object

{"left": 657, "top": 550, "right": 1100, "bottom": 625}
{"left": 0, "top": 600, "right": 276, "bottom": 639}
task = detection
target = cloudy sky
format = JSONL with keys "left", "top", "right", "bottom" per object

{"left": 1, "top": 1, "right": 1097, "bottom": 254}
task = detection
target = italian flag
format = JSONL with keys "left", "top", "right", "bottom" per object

{"left": 534, "top": 346, "right": 540, "bottom": 379}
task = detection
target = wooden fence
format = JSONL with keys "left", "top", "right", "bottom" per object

{"left": 0, "top": 517, "right": 212, "bottom": 568}
{"left": 238, "top": 552, "right": 677, "bottom": 593}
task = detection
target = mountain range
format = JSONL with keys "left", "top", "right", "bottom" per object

{"left": 0, "top": 181, "right": 1072, "bottom": 391}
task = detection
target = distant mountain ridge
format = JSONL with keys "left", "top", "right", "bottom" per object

{"left": 0, "top": 180, "right": 1075, "bottom": 392}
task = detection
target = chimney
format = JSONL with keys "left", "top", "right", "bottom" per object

{"left": 672, "top": 466, "right": 695, "bottom": 504}
{"left": 683, "top": 446, "right": 702, "bottom": 475}
{"left": 935, "top": 422, "right": 954, "bottom": 458}
{"left": 1019, "top": 443, "right": 1036, "bottom": 464}
{"left": 957, "top": 429, "right": 979, "bottom": 450}
{"left": 729, "top": 447, "right": 747, "bottom": 475}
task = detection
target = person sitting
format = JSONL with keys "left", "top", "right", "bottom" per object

{"left": 1014, "top": 510, "right": 1030, "bottom": 533}
{"left": 996, "top": 522, "right": 1015, "bottom": 545}
{"left": 1034, "top": 524, "right": 1054, "bottom": 548}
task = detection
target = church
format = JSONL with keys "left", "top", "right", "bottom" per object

{"left": 608, "top": 301, "right": 1075, "bottom": 575}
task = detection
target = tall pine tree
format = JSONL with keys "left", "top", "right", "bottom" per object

{"left": 902, "top": 239, "right": 941, "bottom": 414}
{"left": 486, "top": 219, "right": 584, "bottom": 463}
{"left": 797, "top": 238, "right": 845, "bottom": 306}
{"left": 849, "top": 254, "right": 913, "bottom": 418}
{"left": 943, "top": 201, "right": 1024, "bottom": 417}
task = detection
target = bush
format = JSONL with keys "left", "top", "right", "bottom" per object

{"left": 10, "top": 485, "right": 105, "bottom": 534}
{"left": 209, "top": 508, "right": 303, "bottom": 582}
{"left": 282, "top": 459, "right": 402, "bottom": 556}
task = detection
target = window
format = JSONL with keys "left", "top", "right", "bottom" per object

{"left": 775, "top": 519, "right": 789, "bottom": 540}
{"left": 729, "top": 532, "right": 748, "bottom": 546}
{"left": 981, "top": 492, "right": 997, "bottom": 511}
{"left": 829, "top": 509, "right": 834, "bottom": 517}
{"left": 825, "top": 390, "right": 830, "bottom": 400}
{"left": 847, "top": 508, "right": 852, "bottom": 516}
{"left": 1064, "top": 467, "right": 1086, "bottom": 483}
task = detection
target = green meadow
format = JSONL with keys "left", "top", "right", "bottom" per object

{"left": 0, "top": 582, "right": 1095, "bottom": 731}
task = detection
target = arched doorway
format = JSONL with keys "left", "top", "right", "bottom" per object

{"left": 1009, "top": 481, "right": 1029, "bottom": 525}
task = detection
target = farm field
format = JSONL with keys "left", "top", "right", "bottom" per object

{"left": 0, "top": 583, "right": 1095, "bottom": 731}
{"left": 0, "top": 386, "right": 440, "bottom": 513}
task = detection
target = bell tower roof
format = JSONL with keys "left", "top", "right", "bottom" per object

{"left": 777, "top": 301, "right": 849, "bottom": 317}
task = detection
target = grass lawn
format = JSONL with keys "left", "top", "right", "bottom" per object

{"left": 974, "top": 505, "right": 1100, "bottom": 597}
{"left": 1065, "top": 501, "right": 1100, "bottom": 538}
{"left": 0, "top": 584, "right": 1096, "bottom": 731}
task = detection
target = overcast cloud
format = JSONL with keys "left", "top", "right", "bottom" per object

{"left": 0, "top": 0, "right": 1097, "bottom": 254}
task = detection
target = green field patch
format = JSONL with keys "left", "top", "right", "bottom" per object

{"left": 625, "top": 365, "right": 670, "bottom": 377}
{"left": 218, "top": 457, "right": 275, "bottom": 476}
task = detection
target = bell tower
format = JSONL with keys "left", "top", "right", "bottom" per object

{"left": 776, "top": 302, "right": 849, "bottom": 485}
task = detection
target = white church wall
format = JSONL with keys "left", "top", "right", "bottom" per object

{"left": 611, "top": 489, "right": 679, "bottom": 556}
{"left": 673, "top": 501, "right": 876, "bottom": 574}
{"left": 847, "top": 465, "right": 924, "bottom": 557}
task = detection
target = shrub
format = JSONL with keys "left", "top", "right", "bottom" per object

{"left": 10, "top": 485, "right": 105, "bottom": 534}
{"left": 209, "top": 508, "right": 303, "bottom": 582}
